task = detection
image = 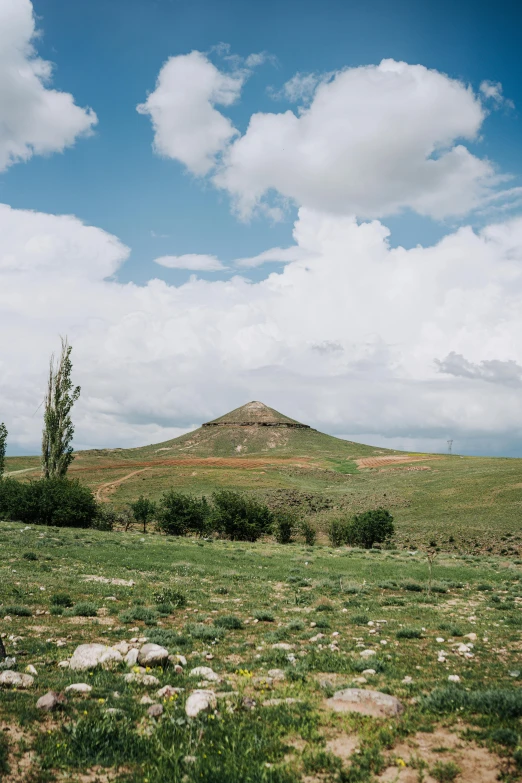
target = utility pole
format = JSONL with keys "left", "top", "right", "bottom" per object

{"left": 447, "top": 439, "right": 453, "bottom": 455}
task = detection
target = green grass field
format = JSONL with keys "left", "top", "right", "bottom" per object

{"left": 1, "top": 522, "right": 522, "bottom": 781}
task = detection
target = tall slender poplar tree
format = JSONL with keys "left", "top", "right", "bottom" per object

{"left": 42, "top": 338, "right": 81, "bottom": 479}
{"left": 0, "top": 422, "right": 7, "bottom": 479}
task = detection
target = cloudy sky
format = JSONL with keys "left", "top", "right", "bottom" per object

{"left": 2, "top": 0, "right": 522, "bottom": 457}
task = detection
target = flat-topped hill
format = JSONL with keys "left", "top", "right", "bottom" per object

{"left": 203, "top": 401, "right": 310, "bottom": 429}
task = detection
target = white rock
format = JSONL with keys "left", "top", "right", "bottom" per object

{"left": 140, "top": 695, "right": 154, "bottom": 704}
{"left": 111, "top": 641, "right": 130, "bottom": 656}
{"left": 185, "top": 689, "right": 217, "bottom": 718}
{"left": 402, "top": 676, "right": 413, "bottom": 684}
{"left": 362, "top": 669, "right": 376, "bottom": 676}
{"left": 189, "top": 666, "right": 220, "bottom": 682}
{"left": 271, "top": 643, "right": 293, "bottom": 651}
{"left": 436, "top": 637, "right": 445, "bottom": 643}
{"left": 157, "top": 685, "right": 184, "bottom": 698}
{"left": 124, "top": 672, "right": 160, "bottom": 686}
{"left": 100, "top": 649, "right": 123, "bottom": 668}
{"left": 465, "top": 633, "right": 477, "bottom": 642}
{"left": 310, "top": 634, "right": 325, "bottom": 643}
{"left": 360, "top": 649, "right": 376, "bottom": 659}
{"left": 448, "top": 675, "right": 460, "bottom": 683}
{"left": 456, "top": 644, "right": 471, "bottom": 653}
{"left": 138, "top": 643, "right": 169, "bottom": 666}
{"left": 58, "top": 660, "right": 70, "bottom": 669}
{"left": 169, "top": 654, "right": 187, "bottom": 667}
{"left": 124, "top": 648, "right": 139, "bottom": 667}
{"left": 26, "top": 665, "right": 38, "bottom": 675}
{"left": 70, "top": 644, "right": 109, "bottom": 671}
{"left": 65, "top": 683, "right": 92, "bottom": 693}
{"left": 0, "top": 670, "right": 34, "bottom": 688}
{"left": 267, "top": 669, "right": 286, "bottom": 681}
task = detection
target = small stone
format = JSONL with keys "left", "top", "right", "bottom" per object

{"left": 112, "top": 641, "right": 130, "bottom": 656}
{"left": 402, "top": 676, "right": 413, "bottom": 684}
{"left": 436, "top": 637, "right": 445, "bottom": 643}
{"left": 353, "top": 677, "right": 367, "bottom": 684}
{"left": 310, "top": 622, "right": 317, "bottom": 628}
{"left": 310, "top": 633, "right": 325, "bottom": 643}
{"left": 138, "top": 643, "right": 169, "bottom": 666}
{"left": 100, "top": 649, "right": 123, "bottom": 668}
{"left": 267, "top": 669, "right": 285, "bottom": 681}
{"left": 37, "top": 691, "right": 67, "bottom": 711}
{"left": 0, "top": 670, "right": 34, "bottom": 689}
{"left": 185, "top": 689, "right": 217, "bottom": 718}
{"left": 65, "top": 683, "right": 92, "bottom": 693}
{"left": 148, "top": 703, "right": 164, "bottom": 718}
{"left": 140, "top": 695, "right": 154, "bottom": 704}
{"left": 242, "top": 696, "right": 256, "bottom": 710}
{"left": 58, "top": 660, "right": 70, "bottom": 669}
{"left": 448, "top": 675, "right": 460, "bottom": 683}
{"left": 26, "top": 665, "right": 38, "bottom": 675}
{"left": 271, "top": 643, "right": 293, "bottom": 651}
{"left": 362, "top": 669, "right": 376, "bottom": 676}
{"left": 360, "top": 649, "right": 376, "bottom": 659}
{"left": 262, "top": 697, "right": 301, "bottom": 707}
{"left": 168, "top": 654, "right": 187, "bottom": 667}
{"left": 189, "top": 666, "right": 220, "bottom": 682}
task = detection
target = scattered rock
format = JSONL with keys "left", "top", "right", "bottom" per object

{"left": 140, "top": 695, "right": 154, "bottom": 704}
{"left": 36, "top": 691, "right": 67, "bottom": 711}
{"left": 362, "top": 669, "right": 376, "bottom": 676}
{"left": 189, "top": 666, "right": 220, "bottom": 682}
{"left": 360, "top": 649, "right": 376, "bottom": 659}
{"left": 58, "top": 660, "right": 70, "bottom": 669}
{"left": 267, "top": 669, "right": 285, "bottom": 681}
{"left": 185, "top": 689, "right": 217, "bottom": 718}
{"left": 100, "top": 649, "right": 123, "bottom": 668}
{"left": 112, "top": 641, "right": 130, "bottom": 656}
{"left": 252, "top": 676, "right": 273, "bottom": 690}
{"left": 0, "top": 670, "right": 34, "bottom": 689}
{"left": 242, "top": 696, "right": 256, "bottom": 710}
{"left": 138, "top": 643, "right": 169, "bottom": 666}
{"left": 147, "top": 703, "right": 164, "bottom": 718}
{"left": 448, "top": 675, "right": 461, "bottom": 683}
{"left": 124, "top": 648, "right": 139, "bottom": 667}
{"left": 271, "top": 643, "right": 293, "bottom": 651}
{"left": 325, "top": 688, "right": 403, "bottom": 718}
{"left": 169, "top": 654, "right": 187, "bottom": 667}
{"left": 70, "top": 643, "right": 109, "bottom": 671}
{"left": 65, "top": 683, "right": 92, "bottom": 693}
{"left": 26, "top": 665, "right": 38, "bottom": 675}
{"left": 124, "top": 672, "right": 160, "bottom": 686}
{"left": 262, "top": 698, "right": 302, "bottom": 707}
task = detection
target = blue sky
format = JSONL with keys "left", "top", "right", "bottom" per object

{"left": 2, "top": 0, "right": 522, "bottom": 457}
{"left": 4, "top": 0, "right": 521, "bottom": 286}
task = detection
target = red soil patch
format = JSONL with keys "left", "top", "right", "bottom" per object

{"left": 73, "top": 456, "right": 311, "bottom": 474}
{"left": 357, "top": 455, "right": 442, "bottom": 468}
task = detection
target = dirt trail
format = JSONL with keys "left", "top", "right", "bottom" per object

{"left": 95, "top": 468, "right": 151, "bottom": 502}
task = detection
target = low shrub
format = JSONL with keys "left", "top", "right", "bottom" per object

{"left": 68, "top": 601, "right": 98, "bottom": 617}
{"left": 214, "top": 615, "right": 243, "bottom": 629}
{"left": 327, "top": 518, "right": 351, "bottom": 547}
{"left": 401, "top": 580, "right": 423, "bottom": 592}
{"left": 431, "top": 761, "right": 461, "bottom": 783}
{"left": 119, "top": 606, "right": 158, "bottom": 625}
{"left": 156, "top": 491, "right": 210, "bottom": 537}
{"left": 92, "top": 504, "right": 116, "bottom": 531}
{"left": 0, "top": 477, "right": 97, "bottom": 528}
{"left": 491, "top": 728, "right": 519, "bottom": 747}
{"left": 424, "top": 687, "right": 522, "bottom": 718}
{"left": 186, "top": 623, "right": 225, "bottom": 641}
{"left": 152, "top": 587, "right": 187, "bottom": 608}
{"left": 396, "top": 627, "right": 422, "bottom": 639}
{"left": 351, "top": 614, "right": 369, "bottom": 625}
{"left": 50, "top": 606, "right": 64, "bottom": 616}
{"left": 22, "top": 551, "right": 38, "bottom": 561}
{"left": 2, "top": 605, "right": 31, "bottom": 617}
{"left": 254, "top": 610, "right": 275, "bottom": 622}
{"left": 51, "top": 592, "right": 73, "bottom": 607}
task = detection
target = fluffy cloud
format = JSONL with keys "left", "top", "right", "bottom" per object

{"left": 480, "top": 80, "right": 514, "bottom": 108}
{"left": 3, "top": 202, "right": 522, "bottom": 455}
{"left": 154, "top": 254, "right": 227, "bottom": 271}
{"left": 0, "top": 0, "right": 97, "bottom": 171}
{"left": 137, "top": 50, "right": 244, "bottom": 176}
{"left": 216, "top": 60, "right": 495, "bottom": 220}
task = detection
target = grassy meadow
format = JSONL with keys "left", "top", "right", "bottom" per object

{"left": 1, "top": 521, "right": 522, "bottom": 782}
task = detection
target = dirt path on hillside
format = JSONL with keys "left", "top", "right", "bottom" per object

{"left": 95, "top": 468, "right": 151, "bottom": 502}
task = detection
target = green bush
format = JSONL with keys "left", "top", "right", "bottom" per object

{"left": 0, "top": 477, "right": 97, "bottom": 528}
{"left": 2, "top": 605, "right": 31, "bottom": 617}
{"left": 51, "top": 592, "right": 73, "bottom": 607}
{"left": 119, "top": 606, "right": 158, "bottom": 625}
{"left": 153, "top": 587, "right": 187, "bottom": 608}
{"left": 186, "top": 623, "right": 225, "bottom": 641}
{"left": 156, "top": 491, "right": 210, "bottom": 536}
{"left": 327, "top": 518, "right": 351, "bottom": 547}
{"left": 22, "top": 551, "right": 38, "bottom": 561}
{"left": 345, "top": 508, "right": 394, "bottom": 549}
{"left": 424, "top": 686, "right": 522, "bottom": 718}
{"left": 68, "top": 601, "right": 98, "bottom": 617}
{"left": 273, "top": 510, "right": 297, "bottom": 544}
{"left": 92, "top": 504, "right": 116, "bottom": 531}
{"left": 211, "top": 490, "right": 273, "bottom": 542}
{"left": 130, "top": 495, "right": 156, "bottom": 533}
{"left": 396, "top": 627, "right": 422, "bottom": 639}
{"left": 300, "top": 519, "right": 316, "bottom": 546}
{"left": 254, "top": 610, "right": 275, "bottom": 622}
{"left": 431, "top": 761, "right": 461, "bottom": 783}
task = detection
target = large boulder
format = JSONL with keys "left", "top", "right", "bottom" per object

{"left": 137, "top": 643, "right": 169, "bottom": 666}
{"left": 69, "top": 644, "right": 108, "bottom": 671}
{"left": 325, "top": 688, "right": 403, "bottom": 718}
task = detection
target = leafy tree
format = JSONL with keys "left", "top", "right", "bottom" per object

{"left": 0, "top": 422, "right": 7, "bottom": 479}
{"left": 157, "top": 491, "right": 210, "bottom": 536}
{"left": 131, "top": 495, "right": 156, "bottom": 533}
{"left": 0, "top": 477, "right": 97, "bottom": 528}
{"left": 273, "top": 509, "right": 297, "bottom": 544}
{"left": 42, "top": 338, "right": 80, "bottom": 479}
{"left": 211, "top": 490, "right": 273, "bottom": 542}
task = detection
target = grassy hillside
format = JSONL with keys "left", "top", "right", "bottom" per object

{"left": 4, "top": 402, "right": 522, "bottom": 554}
{"left": 1, "top": 521, "right": 522, "bottom": 782}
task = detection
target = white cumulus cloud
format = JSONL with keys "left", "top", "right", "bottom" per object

{"left": 0, "top": 0, "right": 97, "bottom": 172}
{"left": 3, "top": 203, "right": 522, "bottom": 455}
{"left": 137, "top": 50, "right": 245, "bottom": 176}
